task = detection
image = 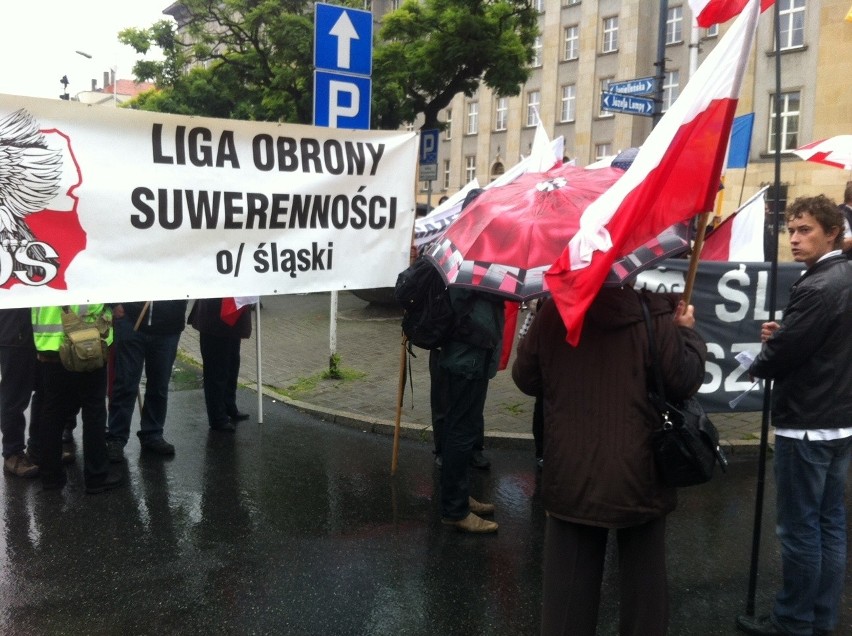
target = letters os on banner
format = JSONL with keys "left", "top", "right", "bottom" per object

{"left": 0, "top": 94, "right": 418, "bottom": 308}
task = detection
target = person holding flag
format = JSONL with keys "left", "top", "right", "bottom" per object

{"left": 737, "top": 195, "right": 852, "bottom": 636}
{"left": 187, "top": 298, "right": 253, "bottom": 432}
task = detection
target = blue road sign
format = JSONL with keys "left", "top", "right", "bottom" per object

{"left": 314, "top": 3, "right": 373, "bottom": 76}
{"left": 607, "top": 76, "right": 657, "bottom": 96}
{"left": 314, "top": 70, "right": 371, "bottom": 129}
{"left": 600, "top": 91, "right": 655, "bottom": 117}
{"left": 420, "top": 129, "right": 439, "bottom": 165}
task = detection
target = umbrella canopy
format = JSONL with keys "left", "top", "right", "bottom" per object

{"left": 425, "top": 162, "right": 691, "bottom": 301}
{"left": 793, "top": 135, "right": 852, "bottom": 171}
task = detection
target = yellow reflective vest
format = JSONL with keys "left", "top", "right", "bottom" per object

{"left": 31, "top": 305, "right": 113, "bottom": 353}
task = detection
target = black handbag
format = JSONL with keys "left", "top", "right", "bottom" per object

{"left": 639, "top": 296, "right": 728, "bottom": 487}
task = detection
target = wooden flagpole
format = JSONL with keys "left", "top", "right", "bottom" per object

{"left": 391, "top": 336, "right": 407, "bottom": 475}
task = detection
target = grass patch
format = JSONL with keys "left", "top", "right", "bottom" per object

{"left": 500, "top": 401, "right": 527, "bottom": 415}
{"left": 274, "top": 366, "right": 367, "bottom": 399}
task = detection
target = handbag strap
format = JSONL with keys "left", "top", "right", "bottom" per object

{"left": 638, "top": 293, "right": 670, "bottom": 417}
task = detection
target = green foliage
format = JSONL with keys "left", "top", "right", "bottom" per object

{"left": 373, "top": 0, "right": 538, "bottom": 130}
{"left": 117, "top": 0, "right": 537, "bottom": 128}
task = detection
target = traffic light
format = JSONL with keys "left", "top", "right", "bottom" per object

{"left": 59, "top": 75, "right": 69, "bottom": 100}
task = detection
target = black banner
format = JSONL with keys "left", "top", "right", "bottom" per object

{"left": 635, "top": 260, "right": 805, "bottom": 412}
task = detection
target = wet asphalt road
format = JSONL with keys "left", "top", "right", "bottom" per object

{"left": 0, "top": 371, "right": 850, "bottom": 635}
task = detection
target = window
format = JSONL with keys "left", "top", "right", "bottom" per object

{"left": 531, "top": 36, "right": 543, "bottom": 67}
{"left": 466, "top": 102, "right": 478, "bottom": 135}
{"left": 599, "top": 78, "right": 614, "bottom": 117}
{"left": 602, "top": 16, "right": 618, "bottom": 53}
{"left": 666, "top": 6, "right": 683, "bottom": 45}
{"left": 526, "top": 90, "right": 541, "bottom": 127}
{"left": 390, "top": 0, "right": 400, "bottom": 10}
{"left": 404, "top": 122, "right": 415, "bottom": 132}
{"left": 595, "top": 143, "right": 612, "bottom": 160}
{"left": 778, "top": 0, "right": 805, "bottom": 50}
{"left": 465, "top": 155, "right": 476, "bottom": 183}
{"left": 444, "top": 109, "right": 452, "bottom": 140}
{"left": 443, "top": 160, "right": 451, "bottom": 190}
{"left": 560, "top": 84, "right": 576, "bottom": 122}
{"left": 703, "top": 24, "right": 719, "bottom": 39}
{"left": 494, "top": 97, "right": 508, "bottom": 131}
{"left": 662, "top": 70, "right": 680, "bottom": 112}
{"left": 768, "top": 90, "right": 800, "bottom": 153}
{"left": 533, "top": 0, "right": 544, "bottom": 12}
{"left": 562, "top": 0, "right": 580, "bottom": 6}
{"left": 564, "top": 25, "right": 579, "bottom": 60}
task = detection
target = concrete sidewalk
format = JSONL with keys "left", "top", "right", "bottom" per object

{"left": 178, "top": 291, "right": 768, "bottom": 457}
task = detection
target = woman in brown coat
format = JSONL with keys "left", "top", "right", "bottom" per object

{"left": 512, "top": 287, "right": 706, "bottom": 636}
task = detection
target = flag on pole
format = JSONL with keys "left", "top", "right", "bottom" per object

{"left": 545, "top": 0, "right": 762, "bottom": 345}
{"left": 221, "top": 296, "right": 259, "bottom": 326}
{"left": 689, "top": 0, "right": 774, "bottom": 28}
{"left": 727, "top": 113, "right": 755, "bottom": 169}
{"left": 702, "top": 187, "right": 768, "bottom": 261}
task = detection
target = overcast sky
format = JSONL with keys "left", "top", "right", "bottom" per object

{"left": 0, "top": 1, "right": 171, "bottom": 100}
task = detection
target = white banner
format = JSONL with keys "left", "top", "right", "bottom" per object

{"left": 0, "top": 94, "right": 418, "bottom": 308}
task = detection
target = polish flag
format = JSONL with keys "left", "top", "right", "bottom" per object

{"left": 545, "top": 0, "right": 761, "bottom": 345}
{"left": 221, "top": 296, "right": 259, "bottom": 326}
{"left": 689, "top": 0, "right": 774, "bottom": 28}
{"left": 702, "top": 187, "right": 767, "bottom": 261}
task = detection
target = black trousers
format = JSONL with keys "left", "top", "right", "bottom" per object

{"left": 199, "top": 333, "right": 242, "bottom": 427}
{"left": 38, "top": 359, "right": 108, "bottom": 487}
{"left": 0, "top": 344, "right": 38, "bottom": 459}
{"left": 541, "top": 514, "right": 669, "bottom": 636}
{"left": 439, "top": 372, "right": 489, "bottom": 519}
{"left": 430, "top": 350, "right": 484, "bottom": 456}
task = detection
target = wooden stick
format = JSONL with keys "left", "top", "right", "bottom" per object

{"left": 682, "top": 212, "right": 712, "bottom": 306}
{"left": 132, "top": 301, "right": 151, "bottom": 416}
{"left": 391, "top": 336, "right": 408, "bottom": 475}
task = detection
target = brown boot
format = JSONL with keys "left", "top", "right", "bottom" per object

{"left": 468, "top": 497, "right": 495, "bottom": 516}
{"left": 4, "top": 452, "right": 39, "bottom": 478}
{"left": 442, "top": 512, "right": 498, "bottom": 533}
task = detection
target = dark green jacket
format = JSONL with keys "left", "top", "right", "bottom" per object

{"left": 439, "top": 289, "right": 504, "bottom": 379}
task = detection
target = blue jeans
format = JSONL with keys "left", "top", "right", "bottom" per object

{"left": 107, "top": 317, "right": 180, "bottom": 445}
{"left": 772, "top": 434, "right": 852, "bottom": 635}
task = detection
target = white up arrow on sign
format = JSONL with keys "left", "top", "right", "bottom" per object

{"left": 329, "top": 12, "right": 359, "bottom": 70}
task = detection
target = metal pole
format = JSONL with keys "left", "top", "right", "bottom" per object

{"left": 652, "top": 0, "right": 670, "bottom": 127}
{"left": 744, "top": 0, "right": 782, "bottom": 616}
{"left": 255, "top": 298, "right": 263, "bottom": 424}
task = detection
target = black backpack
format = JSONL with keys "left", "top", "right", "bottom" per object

{"left": 394, "top": 257, "right": 455, "bottom": 350}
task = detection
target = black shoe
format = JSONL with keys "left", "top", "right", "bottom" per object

{"left": 140, "top": 438, "right": 176, "bottom": 456}
{"left": 536, "top": 456, "right": 544, "bottom": 471}
{"left": 85, "top": 472, "right": 123, "bottom": 494}
{"left": 61, "top": 428, "right": 75, "bottom": 444}
{"left": 736, "top": 615, "right": 789, "bottom": 635}
{"left": 229, "top": 412, "right": 250, "bottom": 422}
{"left": 210, "top": 421, "right": 236, "bottom": 432}
{"left": 61, "top": 443, "right": 76, "bottom": 464}
{"left": 434, "top": 454, "right": 442, "bottom": 469}
{"left": 106, "top": 441, "right": 125, "bottom": 463}
{"left": 470, "top": 450, "right": 491, "bottom": 470}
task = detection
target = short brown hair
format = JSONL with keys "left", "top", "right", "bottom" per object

{"left": 786, "top": 194, "right": 844, "bottom": 249}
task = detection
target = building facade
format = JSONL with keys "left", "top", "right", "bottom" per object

{"left": 403, "top": 0, "right": 851, "bottom": 219}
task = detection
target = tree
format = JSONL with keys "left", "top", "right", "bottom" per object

{"left": 119, "top": 0, "right": 537, "bottom": 129}
{"left": 373, "top": 0, "right": 538, "bottom": 131}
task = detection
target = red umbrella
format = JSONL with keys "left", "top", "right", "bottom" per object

{"left": 793, "top": 135, "right": 852, "bottom": 172}
{"left": 425, "top": 162, "right": 691, "bottom": 301}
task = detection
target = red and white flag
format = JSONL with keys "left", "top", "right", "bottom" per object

{"left": 689, "top": 0, "right": 774, "bottom": 28}
{"left": 221, "top": 296, "right": 259, "bottom": 326}
{"left": 702, "top": 187, "right": 767, "bottom": 262}
{"left": 545, "top": 0, "right": 761, "bottom": 345}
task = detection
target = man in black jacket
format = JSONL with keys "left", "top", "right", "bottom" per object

{"left": 737, "top": 195, "right": 852, "bottom": 636}
{"left": 106, "top": 300, "right": 188, "bottom": 461}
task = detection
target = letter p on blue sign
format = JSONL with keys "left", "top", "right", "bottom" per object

{"left": 313, "top": 70, "right": 372, "bottom": 129}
